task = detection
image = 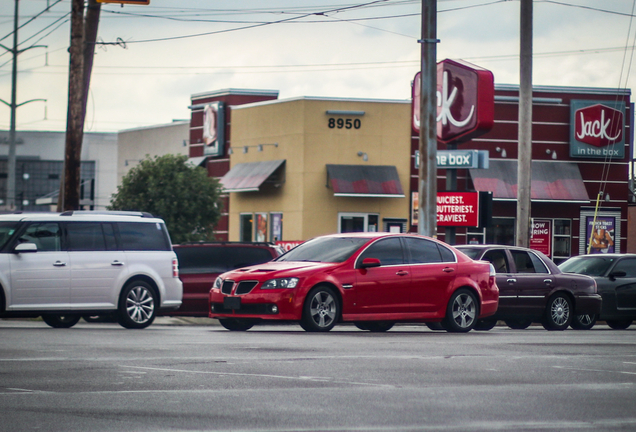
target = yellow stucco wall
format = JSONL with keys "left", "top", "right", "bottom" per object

{"left": 227, "top": 97, "right": 411, "bottom": 241}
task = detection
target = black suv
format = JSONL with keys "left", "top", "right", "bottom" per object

{"left": 166, "top": 242, "right": 283, "bottom": 317}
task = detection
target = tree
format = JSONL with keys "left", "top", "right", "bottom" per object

{"left": 109, "top": 154, "right": 223, "bottom": 244}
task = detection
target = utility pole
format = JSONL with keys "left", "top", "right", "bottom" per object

{"left": 6, "top": 0, "right": 19, "bottom": 211}
{"left": 59, "top": 0, "right": 101, "bottom": 211}
{"left": 418, "top": 0, "right": 437, "bottom": 237}
{"left": 0, "top": 0, "right": 46, "bottom": 211}
{"left": 516, "top": 0, "right": 533, "bottom": 247}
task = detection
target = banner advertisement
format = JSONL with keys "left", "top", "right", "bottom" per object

{"left": 585, "top": 216, "right": 616, "bottom": 254}
{"left": 437, "top": 191, "right": 480, "bottom": 227}
{"left": 255, "top": 213, "right": 268, "bottom": 242}
{"left": 202, "top": 101, "right": 225, "bottom": 157}
{"left": 270, "top": 213, "right": 283, "bottom": 242}
{"left": 530, "top": 219, "right": 552, "bottom": 256}
{"left": 276, "top": 241, "right": 304, "bottom": 252}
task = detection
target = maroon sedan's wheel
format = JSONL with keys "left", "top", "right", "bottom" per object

{"left": 541, "top": 293, "right": 572, "bottom": 331}
{"left": 606, "top": 319, "right": 633, "bottom": 330}
{"left": 443, "top": 288, "right": 479, "bottom": 333}
{"left": 474, "top": 318, "right": 497, "bottom": 331}
{"left": 505, "top": 319, "right": 533, "bottom": 330}
{"left": 300, "top": 286, "right": 339, "bottom": 332}
{"left": 570, "top": 314, "right": 597, "bottom": 330}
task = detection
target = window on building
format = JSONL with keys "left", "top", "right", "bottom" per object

{"left": 240, "top": 213, "right": 253, "bottom": 242}
{"left": 486, "top": 218, "right": 515, "bottom": 246}
{"left": 338, "top": 213, "right": 379, "bottom": 233}
{"left": 467, "top": 227, "right": 485, "bottom": 244}
{"left": 553, "top": 219, "right": 572, "bottom": 264}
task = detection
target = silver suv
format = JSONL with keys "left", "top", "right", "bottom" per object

{"left": 0, "top": 211, "right": 182, "bottom": 329}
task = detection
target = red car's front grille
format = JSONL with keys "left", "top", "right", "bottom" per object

{"left": 235, "top": 281, "right": 258, "bottom": 295}
{"left": 221, "top": 281, "right": 234, "bottom": 295}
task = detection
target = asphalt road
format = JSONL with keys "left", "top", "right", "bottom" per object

{"left": 1, "top": 318, "right": 635, "bottom": 432}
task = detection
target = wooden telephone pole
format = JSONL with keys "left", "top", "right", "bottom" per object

{"left": 59, "top": 0, "right": 101, "bottom": 211}
{"left": 516, "top": 0, "right": 533, "bottom": 247}
{"left": 418, "top": 0, "right": 437, "bottom": 237}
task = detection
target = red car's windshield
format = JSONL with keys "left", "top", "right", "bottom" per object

{"left": 275, "top": 237, "right": 369, "bottom": 263}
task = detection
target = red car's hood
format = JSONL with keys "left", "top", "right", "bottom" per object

{"left": 222, "top": 260, "right": 339, "bottom": 281}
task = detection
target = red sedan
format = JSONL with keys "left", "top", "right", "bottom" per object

{"left": 209, "top": 233, "right": 499, "bottom": 332}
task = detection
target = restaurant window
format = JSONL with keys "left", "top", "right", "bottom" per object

{"left": 486, "top": 218, "right": 515, "bottom": 246}
{"left": 338, "top": 213, "right": 379, "bottom": 233}
{"left": 240, "top": 213, "right": 253, "bottom": 242}
{"left": 553, "top": 219, "right": 571, "bottom": 264}
{"left": 466, "top": 227, "right": 485, "bottom": 245}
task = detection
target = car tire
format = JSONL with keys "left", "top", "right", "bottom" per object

{"left": 219, "top": 318, "right": 256, "bottom": 331}
{"left": 570, "top": 314, "right": 597, "bottom": 330}
{"left": 41, "top": 314, "right": 81, "bottom": 329}
{"left": 426, "top": 322, "right": 446, "bottom": 331}
{"left": 474, "top": 318, "right": 497, "bottom": 331}
{"left": 541, "top": 293, "right": 572, "bottom": 331}
{"left": 442, "top": 288, "right": 479, "bottom": 333}
{"left": 300, "top": 286, "right": 339, "bottom": 332}
{"left": 505, "top": 319, "right": 533, "bottom": 330}
{"left": 354, "top": 322, "right": 369, "bottom": 331}
{"left": 364, "top": 322, "right": 394, "bottom": 332}
{"left": 117, "top": 280, "right": 157, "bottom": 329}
{"left": 606, "top": 319, "right": 633, "bottom": 330}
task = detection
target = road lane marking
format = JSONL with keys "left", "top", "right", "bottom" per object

{"left": 121, "top": 365, "right": 396, "bottom": 388}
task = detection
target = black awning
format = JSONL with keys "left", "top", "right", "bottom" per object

{"left": 326, "top": 164, "right": 405, "bottom": 198}
{"left": 220, "top": 159, "right": 285, "bottom": 193}
{"left": 469, "top": 160, "right": 590, "bottom": 202}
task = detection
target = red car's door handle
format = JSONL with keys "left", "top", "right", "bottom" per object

{"left": 543, "top": 279, "right": 553, "bottom": 284}
{"left": 507, "top": 278, "right": 517, "bottom": 283}
{"left": 442, "top": 268, "right": 455, "bottom": 273}
{"left": 396, "top": 271, "right": 409, "bottom": 276}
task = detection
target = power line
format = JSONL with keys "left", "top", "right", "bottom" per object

{"left": 0, "top": 0, "right": 65, "bottom": 43}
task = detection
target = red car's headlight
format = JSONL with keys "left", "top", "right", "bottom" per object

{"left": 213, "top": 276, "right": 223, "bottom": 290}
{"left": 262, "top": 278, "right": 299, "bottom": 289}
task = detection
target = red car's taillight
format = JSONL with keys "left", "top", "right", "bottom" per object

{"left": 172, "top": 258, "right": 179, "bottom": 278}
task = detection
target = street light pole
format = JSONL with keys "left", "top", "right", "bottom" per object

{"left": 1, "top": 0, "right": 47, "bottom": 211}
{"left": 7, "top": 0, "right": 19, "bottom": 210}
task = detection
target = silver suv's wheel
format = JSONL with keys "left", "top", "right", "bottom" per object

{"left": 42, "top": 314, "right": 81, "bottom": 329}
{"left": 118, "top": 281, "right": 157, "bottom": 329}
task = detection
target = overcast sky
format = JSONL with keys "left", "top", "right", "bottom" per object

{"left": 1, "top": 0, "right": 635, "bottom": 133}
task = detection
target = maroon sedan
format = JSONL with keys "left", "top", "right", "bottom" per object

{"left": 456, "top": 245, "right": 601, "bottom": 331}
{"left": 209, "top": 233, "right": 499, "bottom": 332}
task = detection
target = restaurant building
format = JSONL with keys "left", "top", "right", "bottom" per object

{"left": 188, "top": 80, "right": 634, "bottom": 260}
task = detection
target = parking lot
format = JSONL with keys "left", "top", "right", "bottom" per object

{"left": 1, "top": 318, "right": 636, "bottom": 432}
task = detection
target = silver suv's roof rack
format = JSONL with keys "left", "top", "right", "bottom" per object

{"left": 59, "top": 210, "right": 155, "bottom": 218}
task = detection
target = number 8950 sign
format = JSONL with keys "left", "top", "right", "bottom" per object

{"left": 328, "top": 118, "right": 361, "bottom": 129}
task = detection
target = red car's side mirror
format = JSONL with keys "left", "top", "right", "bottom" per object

{"left": 359, "top": 258, "right": 381, "bottom": 269}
